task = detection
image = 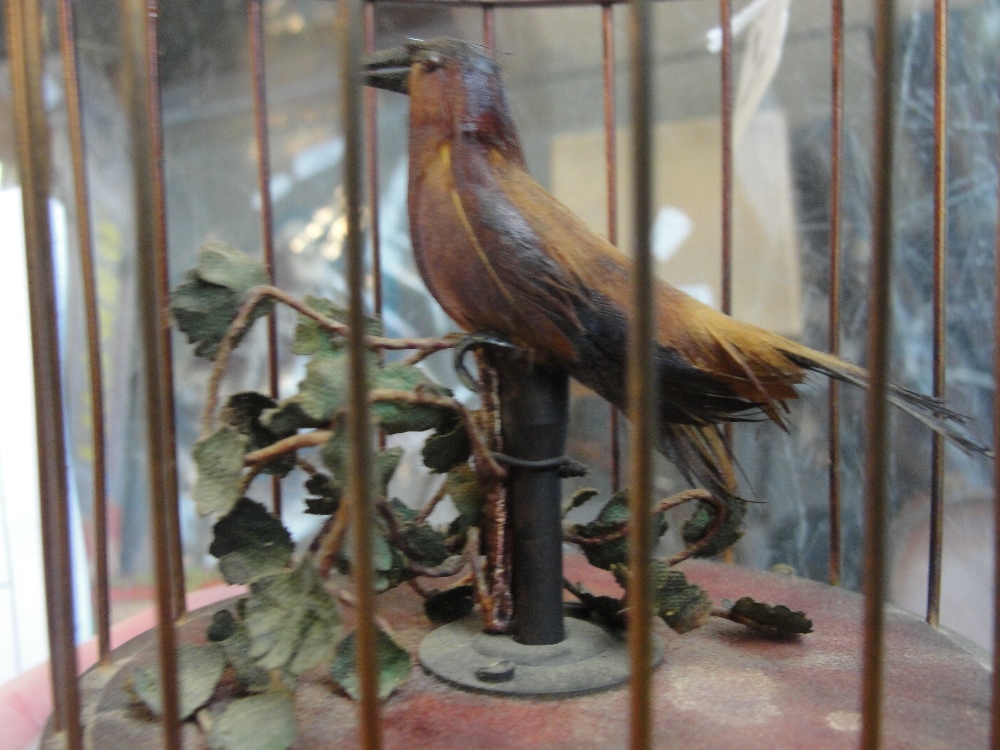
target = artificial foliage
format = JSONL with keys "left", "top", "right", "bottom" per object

{"left": 128, "top": 245, "right": 811, "bottom": 749}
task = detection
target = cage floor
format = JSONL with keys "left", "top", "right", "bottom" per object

{"left": 56, "top": 557, "right": 991, "bottom": 749}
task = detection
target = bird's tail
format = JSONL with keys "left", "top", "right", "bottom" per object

{"left": 781, "top": 344, "right": 993, "bottom": 458}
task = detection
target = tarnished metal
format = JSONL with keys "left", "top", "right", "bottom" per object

{"left": 602, "top": 4, "right": 622, "bottom": 493}
{"left": 121, "top": 0, "right": 182, "bottom": 744}
{"left": 365, "top": 3, "right": 383, "bottom": 318}
{"left": 862, "top": 1, "right": 898, "bottom": 746}
{"left": 627, "top": 0, "right": 654, "bottom": 746}
{"left": 248, "top": 0, "right": 284, "bottom": 517}
{"left": 6, "top": 0, "right": 84, "bottom": 745}
{"left": 56, "top": 0, "right": 112, "bottom": 662}
{"left": 139, "top": 0, "right": 187, "bottom": 623}
{"left": 719, "top": 0, "right": 732, "bottom": 318}
{"left": 992, "top": 94, "right": 1000, "bottom": 750}
{"left": 341, "top": 0, "right": 383, "bottom": 746}
{"left": 926, "top": 0, "right": 948, "bottom": 628}
{"left": 827, "top": 0, "right": 844, "bottom": 588}
{"left": 483, "top": 5, "right": 496, "bottom": 52}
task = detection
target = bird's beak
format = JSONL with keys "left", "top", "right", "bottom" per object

{"left": 362, "top": 46, "right": 412, "bottom": 94}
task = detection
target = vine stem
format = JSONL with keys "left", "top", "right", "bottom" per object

{"left": 200, "top": 284, "right": 462, "bottom": 436}
{"left": 415, "top": 479, "right": 449, "bottom": 524}
{"left": 563, "top": 488, "right": 729, "bottom": 567}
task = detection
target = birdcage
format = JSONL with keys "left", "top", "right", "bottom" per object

{"left": 1, "top": 0, "right": 997, "bottom": 748}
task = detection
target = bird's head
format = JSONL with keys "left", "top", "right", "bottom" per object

{"left": 363, "top": 38, "right": 521, "bottom": 155}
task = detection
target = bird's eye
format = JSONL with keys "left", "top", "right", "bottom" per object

{"left": 424, "top": 52, "right": 443, "bottom": 71}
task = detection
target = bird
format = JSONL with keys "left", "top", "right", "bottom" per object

{"left": 362, "top": 37, "right": 990, "bottom": 507}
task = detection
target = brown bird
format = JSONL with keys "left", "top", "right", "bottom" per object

{"left": 363, "top": 38, "right": 989, "bottom": 504}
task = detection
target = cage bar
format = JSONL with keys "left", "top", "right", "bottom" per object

{"left": 992, "top": 102, "right": 1000, "bottom": 749}
{"left": 626, "top": 0, "right": 654, "bottom": 747}
{"left": 861, "top": 1, "right": 898, "bottom": 746}
{"left": 5, "top": 0, "right": 84, "bottom": 745}
{"left": 56, "top": 0, "right": 112, "bottom": 663}
{"left": 248, "top": 0, "right": 285, "bottom": 517}
{"left": 364, "top": 3, "right": 383, "bottom": 318}
{"left": 826, "top": 0, "right": 844, "bottom": 588}
{"left": 926, "top": 0, "right": 948, "bottom": 628}
{"left": 121, "top": 0, "right": 183, "bottom": 744}
{"left": 602, "top": 3, "right": 622, "bottom": 493}
{"left": 340, "top": 1, "right": 383, "bottom": 746}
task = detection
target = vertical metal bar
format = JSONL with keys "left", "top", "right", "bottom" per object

{"left": 122, "top": 0, "right": 182, "bottom": 745}
{"left": 603, "top": 4, "right": 622, "bottom": 492}
{"left": 483, "top": 5, "right": 496, "bottom": 52}
{"left": 926, "top": 0, "right": 948, "bottom": 628}
{"left": 248, "top": 0, "right": 284, "bottom": 517}
{"left": 719, "top": 0, "right": 735, "bottom": 565}
{"left": 56, "top": 0, "right": 112, "bottom": 661}
{"left": 991, "top": 101, "right": 1000, "bottom": 750}
{"left": 341, "top": 1, "right": 381, "bottom": 747}
{"left": 827, "top": 0, "right": 844, "bottom": 587}
{"left": 6, "top": 1, "right": 84, "bottom": 745}
{"left": 627, "top": 0, "right": 653, "bottom": 747}
{"left": 364, "top": 3, "right": 382, "bottom": 319}
{"left": 719, "top": 0, "right": 733, "bottom": 317}
{"left": 141, "top": 0, "right": 187, "bottom": 623}
{"left": 861, "top": 2, "right": 897, "bottom": 747}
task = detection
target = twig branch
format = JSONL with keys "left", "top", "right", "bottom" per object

{"left": 315, "top": 502, "right": 350, "bottom": 578}
{"left": 415, "top": 479, "right": 449, "bottom": 524}
{"left": 244, "top": 430, "right": 333, "bottom": 466}
{"left": 200, "top": 283, "right": 463, "bottom": 435}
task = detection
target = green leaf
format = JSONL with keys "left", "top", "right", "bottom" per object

{"left": 292, "top": 295, "right": 381, "bottom": 356}
{"left": 243, "top": 561, "right": 341, "bottom": 675}
{"left": 728, "top": 597, "right": 813, "bottom": 635}
{"left": 424, "top": 585, "right": 474, "bottom": 624}
{"left": 292, "top": 296, "right": 347, "bottom": 356}
{"left": 209, "top": 498, "right": 294, "bottom": 584}
{"left": 398, "top": 522, "right": 449, "bottom": 567}
{"left": 563, "top": 488, "right": 600, "bottom": 516}
{"left": 131, "top": 643, "right": 225, "bottom": 720}
{"left": 375, "top": 448, "right": 403, "bottom": 496}
{"left": 681, "top": 494, "right": 746, "bottom": 558}
{"left": 207, "top": 609, "right": 238, "bottom": 642}
{"left": 648, "top": 562, "right": 712, "bottom": 634}
{"left": 221, "top": 393, "right": 296, "bottom": 477}
{"left": 572, "top": 490, "right": 668, "bottom": 571}
{"left": 444, "top": 465, "right": 484, "bottom": 537}
{"left": 297, "top": 352, "right": 349, "bottom": 423}
{"left": 422, "top": 418, "right": 471, "bottom": 473}
{"left": 320, "top": 422, "right": 349, "bottom": 480}
{"left": 330, "top": 627, "right": 411, "bottom": 701}
{"left": 260, "top": 398, "right": 325, "bottom": 434}
{"left": 170, "top": 244, "right": 274, "bottom": 360}
{"left": 370, "top": 365, "right": 452, "bottom": 434}
{"left": 206, "top": 691, "right": 297, "bottom": 750}
{"left": 193, "top": 426, "right": 249, "bottom": 516}
{"left": 303, "top": 473, "right": 341, "bottom": 516}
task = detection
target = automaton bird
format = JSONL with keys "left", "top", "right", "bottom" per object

{"left": 362, "top": 38, "right": 990, "bottom": 506}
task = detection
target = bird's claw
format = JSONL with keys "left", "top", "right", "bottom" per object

{"left": 453, "top": 333, "right": 518, "bottom": 392}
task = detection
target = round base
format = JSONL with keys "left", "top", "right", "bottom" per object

{"left": 45, "top": 558, "right": 992, "bottom": 749}
{"left": 419, "top": 614, "right": 662, "bottom": 696}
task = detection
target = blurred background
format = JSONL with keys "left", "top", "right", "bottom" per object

{"left": 0, "top": 0, "right": 997, "bottom": 683}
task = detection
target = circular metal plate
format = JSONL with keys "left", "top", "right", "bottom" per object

{"left": 419, "top": 615, "right": 663, "bottom": 697}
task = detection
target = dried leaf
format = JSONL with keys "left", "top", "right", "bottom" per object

{"left": 424, "top": 585, "right": 474, "bottom": 624}
{"left": 222, "top": 392, "right": 296, "bottom": 477}
{"left": 422, "top": 418, "right": 471, "bottom": 473}
{"left": 206, "top": 691, "right": 297, "bottom": 750}
{"left": 131, "top": 643, "right": 225, "bottom": 720}
{"left": 329, "top": 627, "right": 411, "bottom": 701}
{"left": 649, "top": 562, "right": 712, "bottom": 634}
{"left": 444, "top": 465, "right": 484, "bottom": 535}
{"left": 193, "top": 426, "right": 249, "bottom": 516}
{"left": 681, "top": 494, "right": 746, "bottom": 558}
{"left": 728, "top": 597, "right": 813, "bottom": 635}
{"left": 563, "top": 487, "right": 600, "bottom": 516}
{"left": 243, "top": 561, "right": 341, "bottom": 675}
{"left": 210, "top": 498, "right": 294, "bottom": 584}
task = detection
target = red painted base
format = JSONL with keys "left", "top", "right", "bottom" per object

{"left": 58, "top": 558, "right": 991, "bottom": 749}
